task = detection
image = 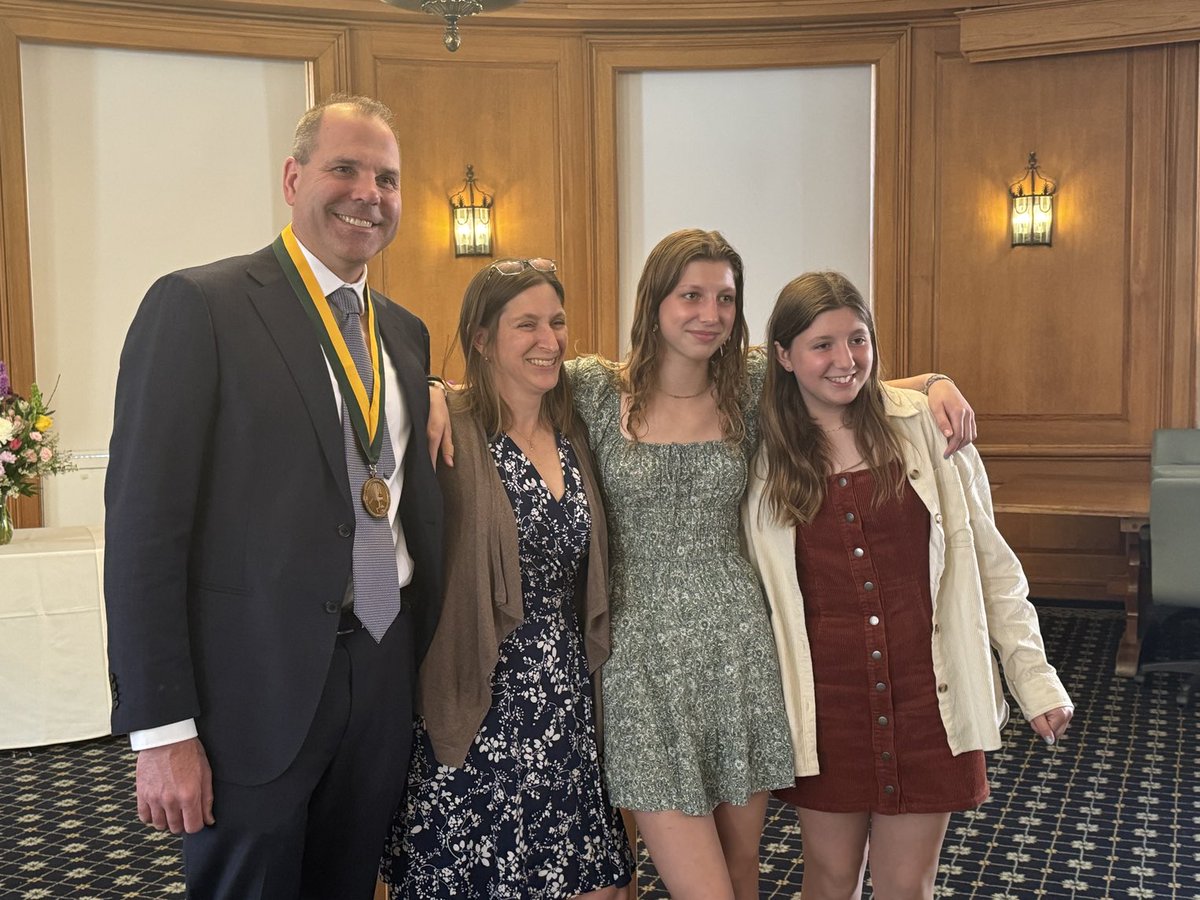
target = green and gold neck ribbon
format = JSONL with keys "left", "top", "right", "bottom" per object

{"left": 272, "top": 223, "right": 385, "bottom": 465}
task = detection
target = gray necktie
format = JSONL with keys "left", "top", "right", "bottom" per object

{"left": 329, "top": 287, "right": 401, "bottom": 642}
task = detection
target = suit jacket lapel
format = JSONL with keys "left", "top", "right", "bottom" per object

{"left": 244, "top": 249, "right": 349, "bottom": 497}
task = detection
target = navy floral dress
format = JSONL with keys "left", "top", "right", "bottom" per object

{"left": 382, "top": 432, "right": 632, "bottom": 899}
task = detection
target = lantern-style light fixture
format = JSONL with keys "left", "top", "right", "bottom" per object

{"left": 379, "top": 0, "right": 523, "bottom": 52}
{"left": 450, "top": 165, "right": 494, "bottom": 257}
{"left": 1009, "top": 152, "right": 1057, "bottom": 246}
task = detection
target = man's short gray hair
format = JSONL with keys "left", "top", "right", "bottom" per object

{"left": 291, "top": 94, "right": 399, "bottom": 163}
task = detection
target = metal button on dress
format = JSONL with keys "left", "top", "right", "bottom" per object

{"left": 846, "top": 512, "right": 855, "bottom": 522}
{"left": 324, "top": 600, "right": 340, "bottom": 614}
{"left": 878, "top": 716, "right": 889, "bottom": 726}
{"left": 933, "top": 623, "right": 941, "bottom": 634}
{"left": 853, "top": 547, "right": 864, "bottom": 558}
{"left": 875, "top": 682, "right": 886, "bottom": 692}
{"left": 881, "top": 751, "right": 892, "bottom": 761}
{"left": 938, "top": 683, "right": 949, "bottom": 693}
{"left": 909, "top": 469, "right": 920, "bottom": 480}
{"left": 337, "top": 523, "right": 352, "bottom": 538}
{"left": 868, "top": 615, "right": 880, "bottom": 626}
{"left": 838, "top": 476, "right": 848, "bottom": 487}
{"left": 884, "top": 785, "right": 895, "bottom": 794}
{"left": 871, "top": 650, "right": 882, "bottom": 660}
{"left": 864, "top": 581, "right": 875, "bottom": 591}
{"left": 935, "top": 513, "right": 943, "bottom": 524}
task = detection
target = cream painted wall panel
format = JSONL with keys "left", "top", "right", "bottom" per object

{"left": 617, "top": 67, "right": 873, "bottom": 351}
{"left": 20, "top": 43, "right": 306, "bottom": 525}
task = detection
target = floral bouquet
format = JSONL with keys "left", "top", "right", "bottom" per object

{"left": 0, "top": 360, "right": 76, "bottom": 541}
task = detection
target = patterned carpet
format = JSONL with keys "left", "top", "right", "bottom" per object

{"left": 1, "top": 606, "right": 1197, "bottom": 899}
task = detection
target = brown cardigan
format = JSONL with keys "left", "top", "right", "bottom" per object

{"left": 416, "top": 404, "right": 612, "bottom": 768}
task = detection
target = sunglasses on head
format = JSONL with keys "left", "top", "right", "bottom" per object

{"left": 489, "top": 257, "right": 558, "bottom": 276}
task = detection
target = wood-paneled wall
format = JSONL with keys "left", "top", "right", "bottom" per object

{"left": 0, "top": 0, "right": 1196, "bottom": 602}
{"left": 908, "top": 25, "right": 1197, "bottom": 597}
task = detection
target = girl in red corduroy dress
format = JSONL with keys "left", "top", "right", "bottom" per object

{"left": 743, "top": 272, "right": 1074, "bottom": 900}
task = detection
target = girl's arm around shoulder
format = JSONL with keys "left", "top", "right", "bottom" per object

{"left": 745, "top": 347, "right": 769, "bottom": 394}
{"left": 562, "top": 354, "right": 615, "bottom": 393}
{"left": 562, "top": 354, "right": 621, "bottom": 433}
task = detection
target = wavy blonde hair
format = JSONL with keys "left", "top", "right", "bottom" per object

{"left": 621, "top": 229, "right": 748, "bottom": 444}
{"left": 455, "top": 260, "right": 575, "bottom": 440}
{"left": 758, "top": 271, "right": 906, "bottom": 525}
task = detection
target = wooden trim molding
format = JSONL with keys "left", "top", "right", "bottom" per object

{"left": 1163, "top": 42, "right": 1199, "bottom": 425}
{"left": 588, "top": 27, "right": 908, "bottom": 360}
{"left": 959, "top": 0, "right": 1200, "bottom": 62}
{"left": 0, "top": 0, "right": 1062, "bottom": 29}
{"left": 352, "top": 26, "right": 595, "bottom": 364}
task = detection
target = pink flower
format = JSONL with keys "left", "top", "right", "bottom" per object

{"left": 23, "top": 449, "right": 37, "bottom": 463}
{"left": 39, "top": 447, "right": 53, "bottom": 462}
{"left": 0, "top": 451, "right": 14, "bottom": 464}
{"left": 7, "top": 439, "right": 18, "bottom": 450}
{"left": 30, "top": 431, "right": 42, "bottom": 442}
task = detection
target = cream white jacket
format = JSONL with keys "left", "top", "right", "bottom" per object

{"left": 742, "top": 386, "right": 1072, "bottom": 777}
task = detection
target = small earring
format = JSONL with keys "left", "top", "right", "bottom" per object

{"left": 652, "top": 322, "right": 659, "bottom": 334}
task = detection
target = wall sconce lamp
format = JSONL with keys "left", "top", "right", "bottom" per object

{"left": 379, "top": 0, "right": 523, "bottom": 52}
{"left": 450, "top": 165, "right": 494, "bottom": 257}
{"left": 1009, "top": 152, "right": 1057, "bottom": 246}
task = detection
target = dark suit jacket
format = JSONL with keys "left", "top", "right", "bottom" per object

{"left": 104, "top": 246, "right": 443, "bottom": 786}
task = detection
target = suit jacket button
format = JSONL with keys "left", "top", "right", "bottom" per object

{"left": 324, "top": 600, "right": 339, "bottom": 614}
{"left": 337, "top": 524, "right": 352, "bottom": 538}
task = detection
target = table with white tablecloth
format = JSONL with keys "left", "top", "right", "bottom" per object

{"left": 0, "top": 525, "right": 112, "bottom": 749}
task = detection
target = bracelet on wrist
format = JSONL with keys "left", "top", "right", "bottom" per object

{"left": 922, "top": 373, "right": 954, "bottom": 395}
{"left": 426, "top": 375, "right": 448, "bottom": 393}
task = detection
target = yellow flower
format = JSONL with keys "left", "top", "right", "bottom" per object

{"left": 34, "top": 415, "right": 52, "bottom": 432}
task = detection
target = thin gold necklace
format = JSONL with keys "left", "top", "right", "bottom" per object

{"left": 658, "top": 383, "right": 711, "bottom": 400}
{"left": 508, "top": 424, "right": 552, "bottom": 449}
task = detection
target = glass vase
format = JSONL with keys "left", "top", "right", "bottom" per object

{"left": 0, "top": 496, "right": 11, "bottom": 546}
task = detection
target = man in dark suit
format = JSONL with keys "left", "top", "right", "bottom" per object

{"left": 104, "top": 94, "right": 444, "bottom": 899}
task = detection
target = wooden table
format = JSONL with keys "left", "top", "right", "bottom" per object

{"left": 990, "top": 475, "right": 1149, "bottom": 677}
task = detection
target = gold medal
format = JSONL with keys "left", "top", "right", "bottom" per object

{"left": 362, "top": 476, "right": 391, "bottom": 518}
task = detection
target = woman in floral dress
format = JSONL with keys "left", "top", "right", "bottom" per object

{"left": 381, "top": 258, "right": 630, "bottom": 899}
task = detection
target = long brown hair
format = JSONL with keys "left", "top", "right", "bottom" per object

{"left": 455, "top": 260, "right": 574, "bottom": 439}
{"left": 621, "top": 229, "right": 749, "bottom": 444}
{"left": 758, "top": 271, "right": 906, "bottom": 525}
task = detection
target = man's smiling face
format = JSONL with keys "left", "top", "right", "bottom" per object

{"left": 282, "top": 105, "right": 401, "bottom": 282}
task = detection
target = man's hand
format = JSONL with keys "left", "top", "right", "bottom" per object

{"left": 136, "top": 737, "right": 215, "bottom": 834}
{"left": 927, "top": 379, "right": 977, "bottom": 457}
{"left": 427, "top": 382, "right": 454, "bottom": 469}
